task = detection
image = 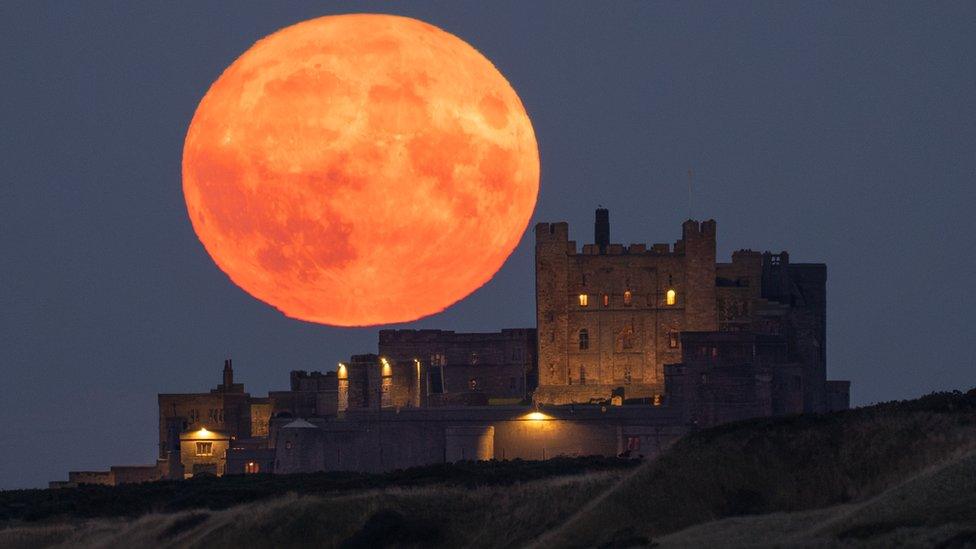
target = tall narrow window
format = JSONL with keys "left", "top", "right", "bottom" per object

{"left": 603, "top": 294, "right": 609, "bottom": 307}
{"left": 578, "top": 294, "right": 589, "bottom": 307}
{"left": 666, "top": 289, "right": 677, "bottom": 306}
{"left": 617, "top": 326, "right": 634, "bottom": 352}
{"left": 580, "top": 365, "right": 587, "bottom": 385}
{"left": 623, "top": 290, "right": 633, "bottom": 306}
{"left": 195, "top": 442, "right": 213, "bottom": 456}
{"left": 579, "top": 329, "right": 589, "bottom": 350}
{"left": 668, "top": 331, "right": 679, "bottom": 349}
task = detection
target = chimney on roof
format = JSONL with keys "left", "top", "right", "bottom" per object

{"left": 223, "top": 358, "right": 233, "bottom": 388}
{"left": 595, "top": 207, "right": 610, "bottom": 254}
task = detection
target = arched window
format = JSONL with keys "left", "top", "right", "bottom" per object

{"left": 623, "top": 290, "right": 633, "bottom": 306}
{"left": 578, "top": 294, "right": 589, "bottom": 307}
{"left": 579, "top": 329, "right": 589, "bottom": 350}
{"left": 666, "top": 289, "right": 677, "bottom": 306}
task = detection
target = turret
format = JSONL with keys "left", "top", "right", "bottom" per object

{"left": 223, "top": 358, "right": 234, "bottom": 388}
{"left": 594, "top": 208, "right": 610, "bottom": 254}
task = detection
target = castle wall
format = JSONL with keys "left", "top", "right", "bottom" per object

{"left": 378, "top": 329, "right": 537, "bottom": 399}
{"left": 762, "top": 253, "right": 829, "bottom": 413}
{"left": 535, "top": 218, "right": 717, "bottom": 404}
{"left": 250, "top": 401, "right": 271, "bottom": 437}
{"left": 110, "top": 465, "right": 162, "bottom": 485}
{"left": 826, "top": 380, "right": 851, "bottom": 412}
{"left": 271, "top": 407, "right": 686, "bottom": 474}
{"left": 68, "top": 471, "right": 114, "bottom": 486}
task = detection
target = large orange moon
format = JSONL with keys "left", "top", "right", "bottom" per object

{"left": 183, "top": 14, "right": 539, "bottom": 326}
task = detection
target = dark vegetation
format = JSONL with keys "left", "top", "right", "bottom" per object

{"left": 0, "top": 456, "right": 638, "bottom": 524}
{"left": 543, "top": 388, "right": 976, "bottom": 547}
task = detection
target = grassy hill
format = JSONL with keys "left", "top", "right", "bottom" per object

{"left": 656, "top": 450, "right": 976, "bottom": 547}
{"left": 2, "top": 389, "right": 975, "bottom": 548}
{"left": 536, "top": 388, "right": 976, "bottom": 548}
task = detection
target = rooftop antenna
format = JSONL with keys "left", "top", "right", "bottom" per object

{"left": 687, "top": 168, "right": 694, "bottom": 219}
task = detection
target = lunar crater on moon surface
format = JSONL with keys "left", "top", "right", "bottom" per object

{"left": 183, "top": 14, "right": 539, "bottom": 326}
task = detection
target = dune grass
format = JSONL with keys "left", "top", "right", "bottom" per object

{"left": 0, "top": 471, "right": 624, "bottom": 549}
{"left": 534, "top": 389, "right": 976, "bottom": 547}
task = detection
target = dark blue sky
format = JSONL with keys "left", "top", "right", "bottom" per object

{"left": 2, "top": 2, "right": 974, "bottom": 489}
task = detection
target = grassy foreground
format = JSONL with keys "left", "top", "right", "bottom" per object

{"left": 2, "top": 389, "right": 975, "bottom": 548}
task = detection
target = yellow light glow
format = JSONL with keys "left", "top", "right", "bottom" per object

{"left": 523, "top": 412, "right": 550, "bottom": 421}
{"left": 381, "top": 357, "right": 392, "bottom": 376}
{"left": 578, "top": 294, "right": 588, "bottom": 307}
{"left": 624, "top": 290, "right": 632, "bottom": 305}
{"left": 198, "top": 427, "right": 210, "bottom": 435}
{"left": 337, "top": 363, "right": 348, "bottom": 379}
{"left": 666, "top": 289, "right": 676, "bottom": 305}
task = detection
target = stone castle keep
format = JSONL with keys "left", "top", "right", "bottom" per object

{"left": 52, "top": 211, "right": 850, "bottom": 487}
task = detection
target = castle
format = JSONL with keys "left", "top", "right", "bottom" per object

{"left": 51, "top": 211, "right": 850, "bottom": 487}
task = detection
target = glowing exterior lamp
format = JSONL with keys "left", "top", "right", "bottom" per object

{"left": 523, "top": 412, "right": 550, "bottom": 421}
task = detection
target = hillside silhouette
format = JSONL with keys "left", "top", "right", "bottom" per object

{"left": 2, "top": 389, "right": 974, "bottom": 548}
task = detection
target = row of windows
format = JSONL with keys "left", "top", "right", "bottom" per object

{"left": 576, "top": 329, "right": 681, "bottom": 350}
{"left": 578, "top": 289, "right": 676, "bottom": 307}
{"left": 567, "top": 367, "right": 669, "bottom": 387}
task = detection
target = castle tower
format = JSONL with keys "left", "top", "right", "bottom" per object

{"left": 535, "top": 221, "right": 571, "bottom": 387}
{"left": 681, "top": 220, "right": 718, "bottom": 331}
{"left": 534, "top": 210, "right": 721, "bottom": 405}
{"left": 594, "top": 208, "right": 610, "bottom": 254}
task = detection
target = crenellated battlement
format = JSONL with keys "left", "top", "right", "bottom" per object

{"left": 539, "top": 214, "right": 715, "bottom": 258}
{"left": 534, "top": 222, "right": 569, "bottom": 241}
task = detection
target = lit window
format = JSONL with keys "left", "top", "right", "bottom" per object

{"left": 195, "top": 442, "right": 213, "bottom": 456}
{"left": 668, "top": 331, "right": 679, "bottom": 349}
{"left": 666, "top": 289, "right": 677, "bottom": 305}
{"left": 579, "top": 329, "right": 589, "bottom": 351}
{"left": 245, "top": 461, "right": 260, "bottom": 474}
{"left": 624, "top": 290, "right": 632, "bottom": 306}
{"left": 603, "top": 294, "right": 609, "bottom": 307}
{"left": 578, "top": 294, "right": 589, "bottom": 307}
